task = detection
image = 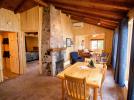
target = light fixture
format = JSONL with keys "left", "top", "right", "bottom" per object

{"left": 93, "top": 35, "right": 96, "bottom": 37}
{"left": 97, "top": 22, "right": 101, "bottom": 25}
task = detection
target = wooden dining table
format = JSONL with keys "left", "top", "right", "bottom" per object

{"left": 57, "top": 62, "right": 104, "bottom": 100}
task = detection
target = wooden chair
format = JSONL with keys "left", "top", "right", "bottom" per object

{"left": 100, "top": 64, "right": 107, "bottom": 100}
{"left": 78, "top": 50, "right": 84, "bottom": 56}
{"left": 106, "top": 53, "right": 111, "bottom": 65}
{"left": 64, "top": 75, "right": 90, "bottom": 100}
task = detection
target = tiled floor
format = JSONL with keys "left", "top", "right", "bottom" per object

{"left": 0, "top": 61, "right": 125, "bottom": 100}
{"left": 3, "top": 70, "right": 18, "bottom": 80}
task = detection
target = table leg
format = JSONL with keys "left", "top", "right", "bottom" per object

{"left": 61, "top": 80, "right": 65, "bottom": 100}
{"left": 93, "top": 88, "right": 98, "bottom": 100}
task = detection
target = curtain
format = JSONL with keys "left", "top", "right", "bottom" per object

{"left": 111, "top": 28, "right": 119, "bottom": 69}
{"left": 111, "top": 30, "right": 115, "bottom": 67}
{"left": 114, "top": 18, "right": 128, "bottom": 87}
{"left": 127, "top": 20, "right": 134, "bottom": 100}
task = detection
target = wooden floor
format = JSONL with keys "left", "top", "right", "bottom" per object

{"left": 0, "top": 61, "right": 125, "bottom": 100}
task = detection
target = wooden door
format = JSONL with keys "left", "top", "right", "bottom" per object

{"left": 8, "top": 32, "right": 20, "bottom": 74}
{"left": 0, "top": 35, "right": 3, "bottom": 82}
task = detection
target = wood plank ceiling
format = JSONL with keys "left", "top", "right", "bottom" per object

{"left": 45, "top": 0, "right": 134, "bottom": 30}
{"left": 0, "top": 0, "right": 134, "bottom": 30}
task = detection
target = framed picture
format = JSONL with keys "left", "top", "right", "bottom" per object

{"left": 66, "top": 38, "right": 71, "bottom": 47}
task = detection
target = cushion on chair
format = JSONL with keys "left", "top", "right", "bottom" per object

{"left": 70, "top": 52, "right": 79, "bottom": 59}
{"left": 70, "top": 52, "right": 84, "bottom": 64}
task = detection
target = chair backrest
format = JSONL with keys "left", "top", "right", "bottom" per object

{"left": 64, "top": 75, "right": 87, "bottom": 100}
{"left": 101, "top": 52, "right": 107, "bottom": 57}
{"left": 106, "top": 53, "right": 110, "bottom": 64}
{"left": 70, "top": 52, "right": 79, "bottom": 59}
{"left": 100, "top": 52, "right": 110, "bottom": 62}
{"left": 78, "top": 50, "right": 83, "bottom": 56}
{"left": 101, "top": 64, "right": 107, "bottom": 85}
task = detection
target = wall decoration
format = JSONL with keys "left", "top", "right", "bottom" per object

{"left": 71, "top": 40, "right": 73, "bottom": 45}
{"left": 66, "top": 38, "right": 71, "bottom": 47}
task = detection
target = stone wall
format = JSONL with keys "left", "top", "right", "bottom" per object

{"left": 41, "top": 5, "right": 74, "bottom": 75}
{"left": 50, "top": 5, "right": 64, "bottom": 48}
{"left": 41, "top": 7, "right": 50, "bottom": 66}
{"left": 41, "top": 5, "right": 74, "bottom": 62}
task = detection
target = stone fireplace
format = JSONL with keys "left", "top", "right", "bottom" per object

{"left": 41, "top": 5, "right": 69, "bottom": 76}
{"left": 56, "top": 59, "right": 64, "bottom": 74}
{"left": 42, "top": 49, "right": 65, "bottom": 76}
{"left": 51, "top": 49, "right": 65, "bottom": 76}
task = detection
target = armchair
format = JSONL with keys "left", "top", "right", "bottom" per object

{"left": 70, "top": 52, "right": 84, "bottom": 64}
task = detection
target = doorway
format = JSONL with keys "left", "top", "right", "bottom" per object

{"left": 0, "top": 32, "right": 20, "bottom": 81}
{"left": 25, "top": 32, "right": 39, "bottom": 73}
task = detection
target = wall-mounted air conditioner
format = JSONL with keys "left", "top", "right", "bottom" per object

{"left": 73, "top": 22, "right": 83, "bottom": 27}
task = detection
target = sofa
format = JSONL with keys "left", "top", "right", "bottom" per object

{"left": 70, "top": 52, "right": 84, "bottom": 64}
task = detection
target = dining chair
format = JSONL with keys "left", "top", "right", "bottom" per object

{"left": 64, "top": 74, "right": 90, "bottom": 100}
{"left": 106, "top": 53, "right": 110, "bottom": 65}
{"left": 100, "top": 64, "right": 107, "bottom": 100}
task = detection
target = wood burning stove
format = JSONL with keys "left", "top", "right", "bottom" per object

{"left": 56, "top": 59, "right": 64, "bottom": 75}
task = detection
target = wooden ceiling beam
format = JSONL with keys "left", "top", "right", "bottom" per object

{"left": 14, "top": 0, "right": 25, "bottom": 13}
{"left": 61, "top": 9, "right": 121, "bottom": 23}
{"left": 55, "top": 4, "right": 124, "bottom": 20}
{"left": 72, "top": 15, "right": 117, "bottom": 28}
{"left": 34, "top": 0, "right": 48, "bottom": 7}
{"left": 14, "top": 0, "right": 48, "bottom": 13}
{"left": 45, "top": 0, "right": 133, "bottom": 12}
{"left": 71, "top": 15, "right": 111, "bottom": 27}
{"left": 100, "top": 18, "right": 119, "bottom": 25}
{"left": 14, "top": 0, "right": 38, "bottom": 13}
{"left": 61, "top": 10, "right": 119, "bottom": 27}
{"left": 57, "top": 8, "right": 123, "bottom": 22}
{"left": 0, "top": 0, "right": 5, "bottom": 8}
{"left": 48, "top": 1, "right": 128, "bottom": 14}
{"left": 99, "top": 21, "right": 117, "bottom": 27}
{"left": 83, "top": 17, "right": 117, "bottom": 27}
{"left": 71, "top": 16, "right": 115, "bottom": 30}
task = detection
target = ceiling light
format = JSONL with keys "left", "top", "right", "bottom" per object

{"left": 97, "top": 22, "right": 101, "bottom": 25}
{"left": 93, "top": 35, "right": 96, "bottom": 37}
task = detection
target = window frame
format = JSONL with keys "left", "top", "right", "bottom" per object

{"left": 91, "top": 39, "right": 104, "bottom": 50}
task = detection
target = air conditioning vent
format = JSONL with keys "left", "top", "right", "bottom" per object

{"left": 73, "top": 22, "right": 83, "bottom": 27}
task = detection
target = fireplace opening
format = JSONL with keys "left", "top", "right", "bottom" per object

{"left": 56, "top": 59, "right": 64, "bottom": 75}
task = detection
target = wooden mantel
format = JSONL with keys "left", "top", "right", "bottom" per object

{"left": 49, "top": 48, "right": 66, "bottom": 52}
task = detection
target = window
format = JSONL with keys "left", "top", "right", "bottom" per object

{"left": 91, "top": 40, "right": 104, "bottom": 50}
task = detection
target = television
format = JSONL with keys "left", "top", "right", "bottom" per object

{"left": 3, "top": 38, "right": 9, "bottom": 44}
